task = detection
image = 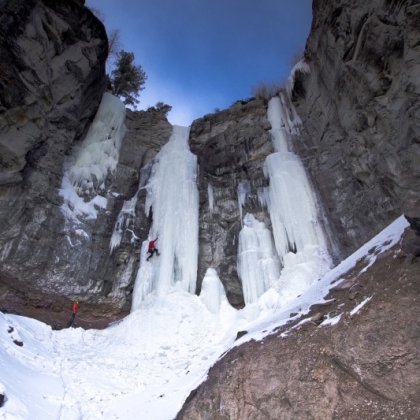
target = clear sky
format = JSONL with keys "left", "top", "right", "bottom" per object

{"left": 86, "top": 0, "right": 313, "bottom": 126}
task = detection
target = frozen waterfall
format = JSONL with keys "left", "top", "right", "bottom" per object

{"left": 237, "top": 95, "right": 331, "bottom": 306}
{"left": 265, "top": 96, "right": 327, "bottom": 263}
{"left": 59, "top": 93, "right": 126, "bottom": 220}
{"left": 131, "top": 126, "right": 199, "bottom": 310}
{"left": 237, "top": 214, "right": 280, "bottom": 304}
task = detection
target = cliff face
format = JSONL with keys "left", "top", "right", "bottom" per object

{"left": 0, "top": 0, "right": 171, "bottom": 327}
{"left": 291, "top": 0, "right": 420, "bottom": 257}
{"left": 190, "top": 99, "right": 273, "bottom": 307}
{"left": 0, "top": 0, "right": 108, "bottom": 323}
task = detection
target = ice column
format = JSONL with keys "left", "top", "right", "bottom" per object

{"left": 263, "top": 95, "right": 331, "bottom": 303}
{"left": 264, "top": 96, "right": 326, "bottom": 262}
{"left": 60, "top": 93, "right": 126, "bottom": 220}
{"left": 131, "top": 126, "right": 199, "bottom": 309}
{"left": 237, "top": 214, "right": 280, "bottom": 304}
{"left": 200, "top": 268, "right": 226, "bottom": 314}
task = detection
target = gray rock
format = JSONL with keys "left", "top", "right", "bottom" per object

{"left": 190, "top": 98, "right": 273, "bottom": 307}
{"left": 290, "top": 0, "right": 420, "bottom": 260}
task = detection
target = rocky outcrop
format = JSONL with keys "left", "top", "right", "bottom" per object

{"left": 177, "top": 237, "right": 420, "bottom": 419}
{"left": 0, "top": 0, "right": 172, "bottom": 327}
{"left": 290, "top": 0, "right": 420, "bottom": 258}
{"left": 190, "top": 99, "right": 273, "bottom": 307}
{"left": 0, "top": 0, "right": 108, "bottom": 324}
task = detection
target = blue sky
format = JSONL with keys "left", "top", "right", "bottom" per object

{"left": 86, "top": 0, "right": 313, "bottom": 126}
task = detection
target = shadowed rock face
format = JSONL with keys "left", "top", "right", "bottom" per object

{"left": 290, "top": 0, "right": 420, "bottom": 258}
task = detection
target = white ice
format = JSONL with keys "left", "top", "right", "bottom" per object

{"left": 200, "top": 268, "right": 227, "bottom": 314}
{"left": 132, "top": 126, "right": 199, "bottom": 307}
{"left": 207, "top": 183, "right": 214, "bottom": 214}
{"left": 59, "top": 93, "right": 126, "bottom": 220}
{"left": 262, "top": 96, "right": 331, "bottom": 305}
{"left": 237, "top": 96, "right": 331, "bottom": 312}
{"left": 237, "top": 214, "right": 280, "bottom": 304}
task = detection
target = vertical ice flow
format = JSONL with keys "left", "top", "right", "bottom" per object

{"left": 237, "top": 214, "right": 280, "bottom": 304}
{"left": 59, "top": 93, "right": 126, "bottom": 220}
{"left": 132, "top": 126, "right": 199, "bottom": 309}
{"left": 237, "top": 95, "right": 331, "bottom": 308}
{"left": 265, "top": 96, "right": 327, "bottom": 262}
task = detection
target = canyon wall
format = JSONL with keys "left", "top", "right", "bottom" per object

{"left": 0, "top": 0, "right": 171, "bottom": 327}
{"left": 290, "top": 0, "right": 420, "bottom": 256}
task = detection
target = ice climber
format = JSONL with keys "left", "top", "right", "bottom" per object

{"left": 66, "top": 299, "right": 79, "bottom": 328}
{"left": 146, "top": 236, "right": 160, "bottom": 261}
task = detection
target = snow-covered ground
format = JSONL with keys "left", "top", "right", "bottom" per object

{"left": 0, "top": 215, "right": 408, "bottom": 420}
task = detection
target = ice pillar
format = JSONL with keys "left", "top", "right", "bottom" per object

{"left": 132, "top": 126, "right": 199, "bottom": 309}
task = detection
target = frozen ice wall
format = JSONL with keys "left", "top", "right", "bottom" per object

{"left": 265, "top": 95, "right": 330, "bottom": 302}
{"left": 265, "top": 96, "right": 327, "bottom": 262}
{"left": 237, "top": 214, "right": 280, "bottom": 304}
{"left": 237, "top": 95, "right": 331, "bottom": 308}
{"left": 60, "top": 93, "right": 126, "bottom": 220}
{"left": 132, "top": 126, "right": 199, "bottom": 309}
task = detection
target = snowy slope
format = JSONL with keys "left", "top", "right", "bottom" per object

{"left": 0, "top": 215, "right": 408, "bottom": 420}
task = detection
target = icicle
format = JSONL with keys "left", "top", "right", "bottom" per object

{"left": 237, "top": 214, "right": 280, "bottom": 305}
{"left": 237, "top": 181, "right": 251, "bottom": 226}
{"left": 286, "top": 59, "right": 311, "bottom": 98}
{"left": 132, "top": 125, "right": 199, "bottom": 310}
{"left": 200, "top": 268, "right": 226, "bottom": 314}
{"left": 257, "top": 187, "right": 270, "bottom": 208}
{"left": 267, "top": 97, "right": 289, "bottom": 153}
{"left": 208, "top": 183, "right": 214, "bottom": 214}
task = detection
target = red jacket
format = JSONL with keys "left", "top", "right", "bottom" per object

{"left": 71, "top": 301, "right": 78, "bottom": 314}
{"left": 148, "top": 237, "right": 158, "bottom": 250}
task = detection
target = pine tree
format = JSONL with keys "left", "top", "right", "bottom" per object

{"left": 110, "top": 50, "right": 147, "bottom": 106}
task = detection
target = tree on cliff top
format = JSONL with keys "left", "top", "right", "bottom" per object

{"left": 109, "top": 50, "right": 147, "bottom": 106}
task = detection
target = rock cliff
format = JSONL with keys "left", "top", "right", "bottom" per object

{"left": 190, "top": 99, "right": 273, "bottom": 307}
{"left": 290, "top": 0, "right": 420, "bottom": 257}
{"left": 0, "top": 0, "right": 171, "bottom": 327}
